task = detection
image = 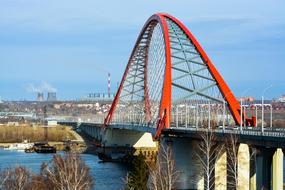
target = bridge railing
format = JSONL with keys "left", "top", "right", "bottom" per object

{"left": 111, "top": 113, "right": 158, "bottom": 128}
{"left": 170, "top": 126, "right": 285, "bottom": 138}
{"left": 170, "top": 104, "right": 236, "bottom": 129}
{"left": 53, "top": 114, "right": 106, "bottom": 124}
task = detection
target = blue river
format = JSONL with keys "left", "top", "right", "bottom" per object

{"left": 1, "top": 149, "right": 284, "bottom": 189}
{"left": 0, "top": 149, "right": 128, "bottom": 190}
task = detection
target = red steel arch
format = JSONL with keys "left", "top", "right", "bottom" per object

{"left": 104, "top": 13, "right": 254, "bottom": 138}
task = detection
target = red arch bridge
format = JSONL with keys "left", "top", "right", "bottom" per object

{"left": 59, "top": 14, "right": 285, "bottom": 190}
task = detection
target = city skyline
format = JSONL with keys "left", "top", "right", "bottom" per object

{"left": 0, "top": 0, "right": 284, "bottom": 100}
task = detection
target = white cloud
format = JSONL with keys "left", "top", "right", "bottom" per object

{"left": 26, "top": 81, "right": 57, "bottom": 93}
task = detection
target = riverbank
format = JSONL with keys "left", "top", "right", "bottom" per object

{"left": 0, "top": 125, "right": 87, "bottom": 152}
{"left": 0, "top": 148, "right": 128, "bottom": 190}
{"left": 0, "top": 141, "right": 86, "bottom": 152}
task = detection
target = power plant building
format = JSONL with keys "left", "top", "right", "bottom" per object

{"left": 37, "top": 93, "right": 44, "bottom": 101}
{"left": 47, "top": 92, "right": 57, "bottom": 101}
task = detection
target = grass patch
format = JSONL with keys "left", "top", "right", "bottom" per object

{"left": 0, "top": 125, "right": 76, "bottom": 143}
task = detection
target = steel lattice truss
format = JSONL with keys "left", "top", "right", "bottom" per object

{"left": 104, "top": 13, "right": 255, "bottom": 138}
{"left": 167, "top": 18, "right": 222, "bottom": 103}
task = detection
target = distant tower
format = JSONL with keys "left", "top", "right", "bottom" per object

{"left": 108, "top": 72, "right": 111, "bottom": 98}
{"left": 47, "top": 92, "right": 57, "bottom": 101}
{"left": 37, "top": 92, "right": 44, "bottom": 101}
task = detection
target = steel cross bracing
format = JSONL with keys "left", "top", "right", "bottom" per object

{"left": 166, "top": 18, "right": 223, "bottom": 104}
{"left": 104, "top": 13, "right": 255, "bottom": 137}
{"left": 110, "top": 21, "right": 166, "bottom": 127}
{"left": 164, "top": 18, "right": 234, "bottom": 128}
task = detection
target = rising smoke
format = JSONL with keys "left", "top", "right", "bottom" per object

{"left": 26, "top": 81, "right": 57, "bottom": 93}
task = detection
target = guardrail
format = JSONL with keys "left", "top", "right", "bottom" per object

{"left": 59, "top": 118, "right": 285, "bottom": 138}
{"left": 169, "top": 126, "right": 285, "bottom": 138}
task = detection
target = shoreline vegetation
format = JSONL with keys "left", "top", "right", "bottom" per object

{"left": 0, "top": 153, "right": 93, "bottom": 190}
{"left": 0, "top": 125, "right": 76, "bottom": 143}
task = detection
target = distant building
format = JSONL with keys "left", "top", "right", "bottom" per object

{"left": 80, "top": 93, "right": 115, "bottom": 101}
{"left": 37, "top": 93, "right": 44, "bottom": 101}
{"left": 47, "top": 92, "right": 57, "bottom": 101}
{"left": 237, "top": 96, "right": 255, "bottom": 102}
{"left": 7, "top": 122, "right": 19, "bottom": 126}
{"left": 47, "top": 120, "right": 57, "bottom": 126}
{"left": 54, "top": 104, "right": 61, "bottom": 109}
{"left": 278, "top": 95, "right": 285, "bottom": 102}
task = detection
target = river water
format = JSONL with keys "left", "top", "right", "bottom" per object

{"left": 0, "top": 149, "right": 128, "bottom": 190}
{"left": 1, "top": 149, "right": 285, "bottom": 189}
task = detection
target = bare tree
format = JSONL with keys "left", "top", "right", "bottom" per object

{"left": 148, "top": 145, "right": 179, "bottom": 190}
{"left": 123, "top": 173, "right": 135, "bottom": 190}
{"left": 0, "top": 166, "right": 31, "bottom": 190}
{"left": 0, "top": 169, "right": 10, "bottom": 189}
{"left": 195, "top": 129, "right": 224, "bottom": 190}
{"left": 41, "top": 153, "right": 93, "bottom": 190}
{"left": 226, "top": 134, "right": 257, "bottom": 190}
{"left": 226, "top": 133, "right": 239, "bottom": 190}
{"left": 28, "top": 175, "right": 48, "bottom": 190}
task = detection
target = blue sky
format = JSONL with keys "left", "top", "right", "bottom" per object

{"left": 0, "top": 0, "right": 284, "bottom": 100}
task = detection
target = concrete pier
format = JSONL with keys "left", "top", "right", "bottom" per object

{"left": 215, "top": 149, "right": 227, "bottom": 190}
{"left": 256, "top": 148, "right": 274, "bottom": 190}
{"left": 166, "top": 138, "right": 204, "bottom": 189}
{"left": 249, "top": 147, "right": 256, "bottom": 190}
{"left": 238, "top": 144, "right": 250, "bottom": 190}
{"left": 272, "top": 148, "right": 283, "bottom": 190}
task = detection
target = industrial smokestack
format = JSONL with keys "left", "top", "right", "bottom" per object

{"left": 47, "top": 92, "right": 57, "bottom": 101}
{"left": 37, "top": 93, "right": 44, "bottom": 101}
{"left": 108, "top": 72, "right": 111, "bottom": 98}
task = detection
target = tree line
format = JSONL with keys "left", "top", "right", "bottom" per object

{"left": 0, "top": 129, "right": 252, "bottom": 190}
{"left": 0, "top": 154, "right": 93, "bottom": 190}
{"left": 0, "top": 125, "right": 75, "bottom": 143}
{"left": 126, "top": 129, "right": 252, "bottom": 190}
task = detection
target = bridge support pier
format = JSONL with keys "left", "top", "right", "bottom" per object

{"left": 272, "top": 148, "right": 283, "bottom": 190}
{"left": 249, "top": 147, "right": 256, "bottom": 190}
{"left": 215, "top": 148, "right": 227, "bottom": 190}
{"left": 102, "top": 129, "right": 156, "bottom": 148}
{"left": 256, "top": 148, "right": 274, "bottom": 190}
{"left": 164, "top": 138, "right": 204, "bottom": 190}
{"left": 237, "top": 144, "right": 250, "bottom": 190}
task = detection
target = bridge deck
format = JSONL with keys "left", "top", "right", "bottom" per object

{"left": 163, "top": 127, "right": 285, "bottom": 149}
